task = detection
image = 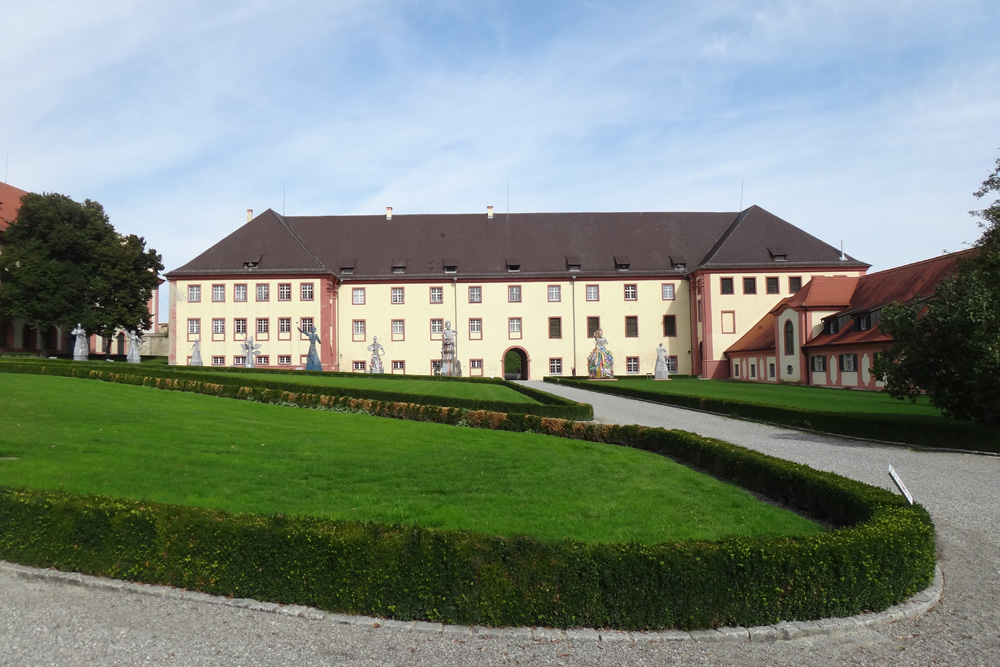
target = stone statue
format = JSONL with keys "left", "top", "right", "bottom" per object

{"left": 190, "top": 339, "right": 203, "bottom": 366}
{"left": 587, "top": 328, "right": 614, "bottom": 379}
{"left": 654, "top": 342, "right": 671, "bottom": 380}
{"left": 367, "top": 336, "right": 385, "bottom": 373}
{"left": 298, "top": 324, "right": 322, "bottom": 371}
{"left": 440, "top": 321, "right": 461, "bottom": 377}
{"left": 241, "top": 335, "right": 261, "bottom": 368}
{"left": 126, "top": 330, "right": 142, "bottom": 363}
{"left": 71, "top": 323, "right": 88, "bottom": 361}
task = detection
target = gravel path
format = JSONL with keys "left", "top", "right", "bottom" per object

{"left": 3, "top": 383, "right": 998, "bottom": 666}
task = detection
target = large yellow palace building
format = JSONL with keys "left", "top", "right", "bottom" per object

{"left": 165, "top": 205, "right": 868, "bottom": 379}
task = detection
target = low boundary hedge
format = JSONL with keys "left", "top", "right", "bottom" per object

{"left": 545, "top": 377, "right": 1000, "bottom": 453}
{"left": 0, "top": 360, "right": 592, "bottom": 421}
{"left": 0, "top": 388, "right": 935, "bottom": 629}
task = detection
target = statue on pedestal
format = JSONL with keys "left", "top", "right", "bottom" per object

{"left": 440, "top": 321, "right": 461, "bottom": 377}
{"left": 71, "top": 324, "right": 88, "bottom": 361}
{"left": 367, "top": 336, "right": 385, "bottom": 373}
{"left": 126, "top": 330, "right": 142, "bottom": 363}
{"left": 654, "top": 342, "right": 671, "bottom": 380}
{"left": 241, "top": 336, "right": 261, "bottom": 368}
{"left": 190, "top": 339, "right": 203, "bottom": 366}
{"left": 298, "top": 324, "right": 322, "bottom": 371}
{"left": 587, "top": 328, "right": 614, "bottom": 379}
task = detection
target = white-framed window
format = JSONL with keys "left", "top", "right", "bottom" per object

{"left": 234, "top": 284, "right": 247, "bottom": 302}
{"left": 187, "top": 318, "right": 200, "bottom": 335}
{"left": 662, "top": 283, "right": 675, "bottom": 300}
{"left": 626, "top": 356, "right": 639, "bottom": 374}
{"left": 352, "top": 288, "right": 365, "bottom": 305}
{"left": 470, "top": 359, "right": 483, "bottom": 369}
{"left": 257, "top": 355, "right": 269, "bottom": 366}
{"left": 353, "top": 360, "right": 366, "bottom": 372}
{"left": 430, "top": 319, "right": 444, "bottom": 334}
{"left": 468, "top": 286, "right": 482, "bottom": 303}
{"left": 548, "top": 285, "right": 561, "bottom": 302}
{"left": 391, "top": 287, "right": 405, "bottom": 304}
{"left": 839, "top": 354, "right": 858, "bottom": 372}
{"left": 508, "top": 285, "right": 521, "bottom": 302}
{"left": 256, "top": 283, "right": 270, "bottom": 301}
{"left": 212, "top": 284, "right": 225, "bottom": 302}
{"left": 300, "top": 317, "right": 314, "bottom": 333}
{"left": 234, "top": 318, "right": 247, "bottom": 335}
{"left": 667, "top": 356, "right": 678, "bottom": 373}
{"left": 234, "top": 355, "right": 247, "bottom": 366}
{"left": 509, "top": 317, "right": 522, "bottom": 333}
{"left": 278, "top": 355, "right": 291, "bottom": 365}
{"left": 392, "top": 360, "right": 405, "bottom": 371}
{"left": 353, "top": 320, "right": 366, "bottom": 336}
{"left": 256, "top": 318, "right": 269, "bottom": 334}
{"left": 469, "top": 318, "right": 482, "bottom": 334}
{"left": 188, "top": 285, "right": 201, "bottom": 302}
{"left": 279, "top": 318, "right": 291, "bottom": 334}
{"left": 624, "top": 284, "right": 637, "bottom": 301}
{"left": 430, "top": 286, "right": 443, "bottom": 303}
{"left": 549, "top": 358, "right": 563, "bottom": 375}
{"left": 811, "top": 355, "right": 827, "bottom": 372}
{"left": 278, "top": 283, "right": 292, "bottom": 301}
{"left": 392, "top": 319, "right": 405, "bottom": 335}
{"left": 211, "top": 356, "right": 226, "bottom": 366}
{"left": 586, "top": 284, "right": 599, "bottom": 301}
{"left": 212, "top": 318, "right": 225, "bottom": 334}
{"left": 300, "top": 283, "right": 314, "bottom": 301}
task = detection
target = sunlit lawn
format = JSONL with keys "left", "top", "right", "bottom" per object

{"left": 0, "top": 374, "right": 821, "bottom": 544}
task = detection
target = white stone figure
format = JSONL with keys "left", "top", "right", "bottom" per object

{"left": 367, "top": 336, "right": 385, "bottom": 373}
{"left": 71, "top": 323, "right": 89, "bottom": 361}
{"left": 654, "top": 342, "right": 671, "bottom": 380}
{"left": 190, "top": 339, "right": 203, "bottom": 366}
{"left": 126, "top": 330, "right": 142, "bottom": 363}
{"left": 241, "top": 335, "right": 261, "bottom": 368}
{"left": 440, "top": 321, "right": 461, "bottom": 377}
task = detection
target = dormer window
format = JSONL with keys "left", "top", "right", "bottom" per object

{"left": 825, "top": 318, "right": 840, "bottom": 335}
{"left": 243, "top": 261, "right": 258, "bottom": 270}
{"left": 443, "top": 258, "right": 458, "bottom": 274}
{"left": 856, "top": 313, "right": 871, "bottom": 331}
{"left": 391, "top": 259, "right": 407, "bottom": 274}
{"left": 565, "top": 255, "right": 581, "bottom": 272}
{"left": 673, "top": 262, "right": 686, "bottom": 270}
{"left": 670, "top": 255, "right": 687, "bottom": 271}
{"left": 340, "top": 266, "right": 354, "bottom": 275}
{"left": 506, "top": 258, "right": 521, "bottom": 272}
{"left": 614, "top": 255, "right": 630, "bottom": 271}
{"left": 768, "top": 247, "right": 788, "bottom": 261}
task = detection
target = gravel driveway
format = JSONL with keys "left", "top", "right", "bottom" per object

{"left": 2, "top": 382, "right": 998, "bottom": 666}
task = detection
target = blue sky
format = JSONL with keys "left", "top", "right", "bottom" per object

{"left": 2, "top": 0, "right": 998, "bottom": 285}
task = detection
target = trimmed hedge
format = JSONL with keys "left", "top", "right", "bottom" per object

{"left": 0, "top": 359, "right": 592, "bottom": 421}
{"left": 0, "top": 413, "right": 935, "bottom": 630}
{"left": 545, "top": 376, "right": 1000, "bottom": 453}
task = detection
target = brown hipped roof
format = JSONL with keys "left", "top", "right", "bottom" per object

{"left": 166, "top": 206, "right": 868, "bottom": 279}
{"left": 0, "top": 182, "right": 28, "bottom": 233}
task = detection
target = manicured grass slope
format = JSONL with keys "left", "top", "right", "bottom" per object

{"left": 236, "top": 372, "right": 540, "bottom": 403}
{"left": 0, "top": 374, "right": 820, "bottom": 544}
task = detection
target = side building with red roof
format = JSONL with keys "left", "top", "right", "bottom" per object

{"left": 725, "top": 252, "right": 968, "bottom": 389}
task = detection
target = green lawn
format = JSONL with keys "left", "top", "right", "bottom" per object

{"left": 236, "top": 371, "right": 540, "bottom": 403}
{"left": 0, "top": 374, "right": 821, "bottom": 545}
{"left": 603, "top": 378, "right": 944, "bottom": 416}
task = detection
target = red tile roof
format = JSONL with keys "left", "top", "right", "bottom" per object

{"left": 728, "top": 298, "right": 788, "bottom": 354}
{"left": 0, "top": 182, "right": 28, "bottom": 233}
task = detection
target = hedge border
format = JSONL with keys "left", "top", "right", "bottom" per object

{"left": 0, "top": 375, "right": 934, "bottom": 630}
{"left": 0, "top": 359, "right": 592, "bottom": 421}
{"left": 545, "top": 376, "right": 1000, "bottom": 453}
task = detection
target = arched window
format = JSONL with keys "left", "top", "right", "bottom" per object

{"left": 784, "top": 320, "right": 795, "bottom": 355}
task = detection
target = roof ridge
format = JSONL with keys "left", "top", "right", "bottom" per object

{"left": 274, "top": 210, "right": 329, "bottom": 273}
{"left": 695, "top": 208, "right": 749, "bottom": 267}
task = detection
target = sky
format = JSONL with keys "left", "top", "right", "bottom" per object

{"left": 2, "top": 0, "right": 998, "bottom": 288}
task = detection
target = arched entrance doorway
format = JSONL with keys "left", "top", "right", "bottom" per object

{"left": 502, "top": 347, "right": 529, "bottom": 380}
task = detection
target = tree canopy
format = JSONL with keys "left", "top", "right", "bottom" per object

{"left": 0, "top": 192, "right": 163, "bottom": 355}
{"left": 875, "top": 157, "right": 1000, "bottom": 427}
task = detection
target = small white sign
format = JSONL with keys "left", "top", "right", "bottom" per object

{"left": 888, "top": 465, "right": 914, "bottom": 505}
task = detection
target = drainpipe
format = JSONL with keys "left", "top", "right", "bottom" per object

{"left": 571, "top": 276, "right": 577, "bottom": 375}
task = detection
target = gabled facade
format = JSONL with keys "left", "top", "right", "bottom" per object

{"left": 727, "top": 252, "right": 967, "bottom": 389}
{"left": 165, "top": 205, "right": 868, "bottom": 377}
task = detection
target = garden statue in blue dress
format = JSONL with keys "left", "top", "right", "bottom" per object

{"left": 298, "top": 324, "right": 322, "bottom": 371}
{"left": 587, "top": 328, "right": 614, "bottom": 379}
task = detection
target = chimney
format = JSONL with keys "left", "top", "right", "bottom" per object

{"left": 487, "top": 205, "right": 494, "bottom": 219}
{"left": 386, "top": 206, "right": 393, "bottom": 220}
{"left": 246, "top": 208, "right": 253, "bottom": 222}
